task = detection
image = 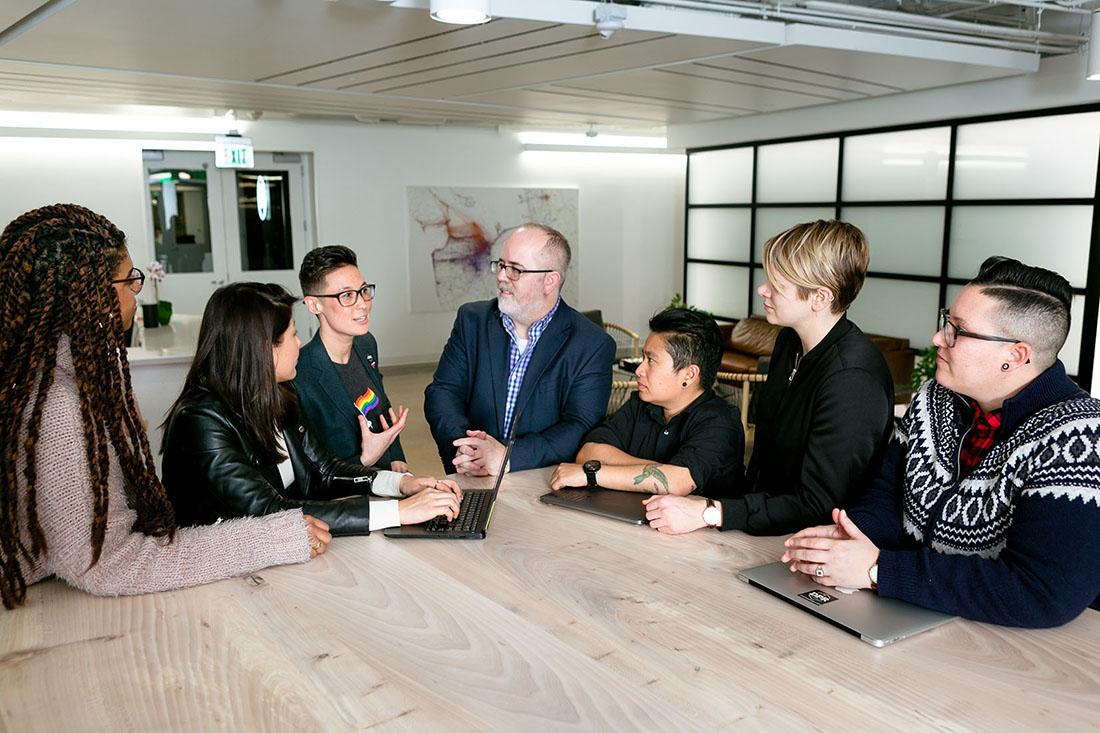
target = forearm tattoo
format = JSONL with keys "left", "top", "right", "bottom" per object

{"left": 635, "top": 464, "right": 670, "bottom": 494}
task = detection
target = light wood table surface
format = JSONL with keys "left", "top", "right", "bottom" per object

{"left": 3, "top": 468, "right": 1098, "bottom": 731}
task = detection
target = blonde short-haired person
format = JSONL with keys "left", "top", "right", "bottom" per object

{"left": 646, "top": 220, "right": 894, "bottom": 535}
{"left": 782, "top": 257, "right": 1100, "bottom": 628}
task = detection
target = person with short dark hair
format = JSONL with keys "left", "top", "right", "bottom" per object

{"left": 162, "top": 283, "right": 463, "bottom": 535}
{"left": 424, "top": 224, "right": 615, "bottom": 475}
{"left": 294, "top": 245, "right": 408, "bottom": 471}
{"left": 645, "top": 220, "right": 894, "bottom": 535}
{"left": 550, "top": 307, "right": 743, "bottom": 507}
{"left": 783, "top": 257, "right": 1100, "bottom": 628}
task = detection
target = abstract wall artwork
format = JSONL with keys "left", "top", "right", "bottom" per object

{"left": 408, "top": 186, "right": 579, "bottom": 313}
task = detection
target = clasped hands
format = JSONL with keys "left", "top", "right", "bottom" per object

{"left": 781, "top": 508, "right": 880, "bottom": 589}
{"left": 452, "top": 430, "right": 507, "bottom": 477}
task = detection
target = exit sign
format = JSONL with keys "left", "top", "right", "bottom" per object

{"left": 215, "top": 136, "right": 254, "bottom": 168}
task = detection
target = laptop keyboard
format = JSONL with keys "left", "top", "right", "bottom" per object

{"left": 424, "top": 490, "right": 493, "bottom": 535}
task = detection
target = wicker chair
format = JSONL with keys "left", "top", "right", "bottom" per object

{"left": 607, "top": 379, "right": 637, "bottom": 416}
{"left": 715, "top": 370, "right": 767, "bottom": 436}
{"left": 604, "top": 321, "right": 640, "bottom": 358}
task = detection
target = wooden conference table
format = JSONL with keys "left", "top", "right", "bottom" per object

{"left": 2, "top": 468, "right": 1098, "bottom": 731}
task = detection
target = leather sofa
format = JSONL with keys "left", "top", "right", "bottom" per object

{"left": 719, "top": 315, "right": 914, "bottom": 395}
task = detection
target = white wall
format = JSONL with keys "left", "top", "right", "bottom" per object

{"left": 669, "top": 51, "right": 1100, "bottom": 395}
{"left": 0, "top": 122, "right": 686, "bottom": 364}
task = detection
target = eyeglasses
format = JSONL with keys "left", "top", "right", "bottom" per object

{"left": 305, "top": 283, "right": 376, "bottom": 307}
{"left": 489, "top": 259, "right": 554, "bottom": 282}
{"left": 110, "top": 267, "right": 145, "bottom": 294}
{"left": 938, "top": 308, "right": 1019, "bottom": 348}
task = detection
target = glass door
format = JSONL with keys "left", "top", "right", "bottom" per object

{"left": 221, "top": 152, "right": 312, "bottom": 335}
{"left": 143, "top": 151, "right": 230, "bottom": 316}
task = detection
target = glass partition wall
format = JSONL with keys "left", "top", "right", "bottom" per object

{"left": 685, "top": 105, "right": 1100, "bottom": 388}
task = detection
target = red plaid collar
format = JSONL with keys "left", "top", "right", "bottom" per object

{"left": 959, "top": 399, "right": 1003, "bottom": 478}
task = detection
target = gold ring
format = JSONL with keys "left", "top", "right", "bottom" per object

{"left": 815, "top": 565, "right": 825, "bottom": 577}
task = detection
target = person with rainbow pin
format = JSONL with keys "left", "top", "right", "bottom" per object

{"left": 293, "top": 245, "right": 410, "bottom": 472}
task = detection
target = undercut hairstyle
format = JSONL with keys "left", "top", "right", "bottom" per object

{"left": 0, "top": 203, "right": 175, "bottom": 610}
{"left": 970, "top": 256, "right": 1072, "bottom": 369}
{"left": 762, "top": 220, "right": 870, "bottom": 314}
{"left": 517, "top": 222, "right": 571, "bottom": 279}
{"left": 299, "top": 245, "right": 357, "bottom": 297}
{"left": 648, "top": 307, "right": 724, "bottom": 390}
{"left": 164, "top": 283, "right": 299, "bottom": 465}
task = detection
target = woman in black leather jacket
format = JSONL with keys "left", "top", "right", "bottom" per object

{"left": 162, "top": 283, "right": 461, "bottom": 535}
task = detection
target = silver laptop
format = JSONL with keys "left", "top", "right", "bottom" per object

{"left": 737, "top": 562, "right": 956, "bottom": 647}
{"left": 539, "top": 487, "right": 648, "bottom": 525}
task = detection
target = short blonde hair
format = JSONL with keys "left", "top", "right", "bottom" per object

{"left": 761, "top": 220, "right": 870, "bottom": 314}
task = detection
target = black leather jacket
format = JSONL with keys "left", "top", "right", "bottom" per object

{"left": 162, "top": 390, "right": 379, "bottom": 535}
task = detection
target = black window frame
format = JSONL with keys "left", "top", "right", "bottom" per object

{"left": 684, "top": 102, "right": 1100, "bottom": 389}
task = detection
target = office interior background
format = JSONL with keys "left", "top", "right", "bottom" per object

{"left": 1, "top": 0, "right": 1099, "bottom": 388}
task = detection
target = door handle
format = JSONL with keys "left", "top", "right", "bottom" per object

{"left": 211, "top": 279, "right": 226, "bottom": 285}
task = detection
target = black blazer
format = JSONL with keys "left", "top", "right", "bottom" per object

{"left": 424, "top": 298, "right": 616, "bottom": 472}
{"left": 162, "top": 390, "right": 381, "bottom": 535}
{"left": 292, "top": 331, "right": 406, "bottom": 465}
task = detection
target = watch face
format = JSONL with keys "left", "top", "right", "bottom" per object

{"left": 583, "top": 460, "right": 600, "bottom": 473}
{"left": 703, "top": 506, "right": 720, "bottom": 526}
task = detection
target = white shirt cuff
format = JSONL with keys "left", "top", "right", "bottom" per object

{"left": 368, "top": 499, "right": 401, "bottom": 531}
{"left": 371, "top": 470, "right": 408, "bottom": 498}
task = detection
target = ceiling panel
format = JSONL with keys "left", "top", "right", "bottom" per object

{"left": 692, "top": 55, "right": 902, "bottom": 96}
{"left": 455, "top": 87, "right": 737, "bottom": 126}
{"left": 0, "top": 0, "right": 443, "bottom": 82}
{"left": 0, "top": 1, "right": 44, "bottom": 31}
{"left": 385, "top": 35, "right": 768, "bottom": 99}
{"left": 562, "top": 69, "right": 850, "bottom": 116}
{"left": 309, "top": 25, "right": 607, "bottom": 91}
{"left": 739, "top": 44, "right": 1021, "bottom": 90}
{"left": 265, "top": 19, "right": 555, "bottom": 86}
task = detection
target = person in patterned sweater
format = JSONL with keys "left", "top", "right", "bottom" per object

{"left": 782, "top": 256, "right": 1100, "bottom": 628}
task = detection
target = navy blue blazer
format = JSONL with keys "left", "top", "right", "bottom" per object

{"left": 424, "top": 298, "right": 615, "bottom": 473}
{"left": 292, "top": 331, "right": 406, "bottom": 466}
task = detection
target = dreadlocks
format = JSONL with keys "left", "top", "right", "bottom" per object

{"left": 0, "top": 203, "right": 175, "bottom": 610}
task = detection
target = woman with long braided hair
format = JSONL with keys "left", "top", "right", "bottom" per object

{"left": 0, "top": 204, "right": 331, "bottom": 610}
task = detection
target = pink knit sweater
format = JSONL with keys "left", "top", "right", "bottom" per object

{"left": 16, "top": 344, "right": 311, "bottom": 598}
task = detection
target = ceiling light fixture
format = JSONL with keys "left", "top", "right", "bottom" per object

{"left": 430, "top": 0, "right": 491, "bottom": 25}
{"left": 1089, "top": 11, "right": 1100, "bottom": 80}
{"left": 594, "top": 4, "right": 627, "bottom": 39}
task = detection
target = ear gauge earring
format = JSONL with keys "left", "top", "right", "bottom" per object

{"left": 1001, "top": 362, "right": 1010, "bottom": 371}
{"left": 682, "top": 381, "right": 688, "bottom": 388}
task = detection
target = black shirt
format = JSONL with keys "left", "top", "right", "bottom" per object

{"left": 331, "top": 355, "right": 402, "bottom": 467}
{"left": 583, "top": 389, "right": 744, "bottom": 498}
{"left": 721, "top": 315, "right": 894, "bottom": 534}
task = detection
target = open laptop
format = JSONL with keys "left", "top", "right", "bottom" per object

{"left": 539, "top": 487, "right": 648, "bottom": 525}
{"left": 383, "top": 435, "right": 515, "bottom": 540}
{"left": 737, "top": 561, "right": 956, "bottom": 647}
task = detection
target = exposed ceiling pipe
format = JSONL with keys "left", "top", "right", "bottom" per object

{"left": 803, "top": 0, "right": 1085, "bottom": 41}
{"left": 639, "top": 0, "right": 1077, "bottom": 51}
{"left": 0, "top": 0, "right": 78, "bottom": 48}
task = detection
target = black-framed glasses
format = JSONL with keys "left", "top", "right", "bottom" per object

{"left": 938, "top": 308, "right": 1019, "bottom": 348}
{"left": 305, "top": 283, "right": 376, "bottom": 307}
{"left": 489, "top": 259, "right": 554, "bottom": 282}
{"left": 110, "top": 267, "right": 145, "bottom": 294}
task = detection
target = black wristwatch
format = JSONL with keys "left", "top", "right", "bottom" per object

{"left": 582, "top": 459, "right": 601, "bottom": 488}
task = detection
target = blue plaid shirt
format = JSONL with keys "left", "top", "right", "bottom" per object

{"left": 499, "top": 298, "right": 561, "bottom": 437}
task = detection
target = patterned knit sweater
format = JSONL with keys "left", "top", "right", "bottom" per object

{"left": 849, "top": 361, "right": 1100, "bottom": 628}
{"left": 16, "top": 342, "right": 311, "bottom": 599}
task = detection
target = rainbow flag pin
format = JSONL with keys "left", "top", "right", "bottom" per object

{"left": 354, "top": 388, "right": 379, "bottom": 416}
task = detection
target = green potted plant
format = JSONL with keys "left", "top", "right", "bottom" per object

{"left": 912, "top": 345, "right": 938, "bottom": 391}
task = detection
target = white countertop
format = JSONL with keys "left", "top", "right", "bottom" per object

{"left": 126, "top": 313, "right": 200, "bottom": 365}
